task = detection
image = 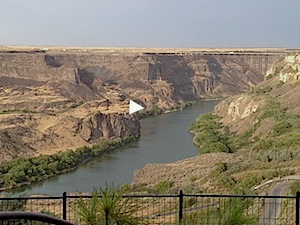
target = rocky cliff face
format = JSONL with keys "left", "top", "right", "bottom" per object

{"left": 0, "top": 101, "right": 140, "bottom": 161}
{"left": 0, "top": 51, "right": 280, "bottom": 112}
{"left": 147, "top": 54, "right": 273, "bottom": 100}
{"left": 216, "top": 52, "right": 300, "bottom": 133}
{"left": 78, "top": 111, "right": 140, "bottom": 142}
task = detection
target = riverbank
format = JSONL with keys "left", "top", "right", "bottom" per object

{"left": 0, "top": 135, "right": 137, "bottom": 192}
{"left": 138, "top": 101, "right": 195, "bottom": 119}
{"left": 0, "top": 101, "right": 194, "bottom": 192}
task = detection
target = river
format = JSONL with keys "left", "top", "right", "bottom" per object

{"left": 10, "top": 100, "right": 218, "bottom": 196}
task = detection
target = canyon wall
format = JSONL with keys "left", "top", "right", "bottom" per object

{"left": 0, "top": 51, "right": 281, "bottom": 111}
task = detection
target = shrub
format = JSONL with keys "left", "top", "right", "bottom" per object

{"left": 276, "top": 80, "right": 285, "bottom": 88}
{"left": 0, "top": 137, "right": 137, "bottom": 189}
{"left": 190, "top": 113, "right": 234, "bottom": 154}
{"left": 218, "top": 198, "right": 255, "bottom": 225}
{"left": 290, "top": 182, "right": 300, "bottom": 195}
{"left": 260, "top": 98, "right": 285, "bottom": 120}
{"left": 250, "top": 86, "right": 272, "bottom": 95}
{"left": 73, "top": 184, "right": 142, "bottom": 225}
{"left": 154, "top": 180, "right": 173, "bottom": 194}
{"left": 266, "top": 73, "right": 274, "bottom": 80}
{"left": 179, "top": 198, "right": 255, "bottom": 225}
{"left": 272, "top": 121, "right": 292, "bottom": 136}
{"left": 138, "top": 105, "right": 162, "bottom": 119}
{"left": 215, "top": 162, "right": 228, "bottom": 174}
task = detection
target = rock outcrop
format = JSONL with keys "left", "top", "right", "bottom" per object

{"left": 78, "top": 112, "right": 140, "bottom": 142}
{"left": 216, "top": 52, "right": 300, "bottom": 133}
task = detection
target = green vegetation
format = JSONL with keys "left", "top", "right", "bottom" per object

{"left": 189, "top": 96, "right": 300, "bottom": 193}
{"left": 266, "top": 73, "right": 274, "bottom": 80}
{"left": 216, "top": 168, "right": 294, "bottom": 192}
{"left": 276, "top": 80, "right": 285, "bottom": 88}
{"left": 189, "top": 113, "right": 233, "bottom": 154}
{"left": 289, "top": 182, "right": 300, "bottom": 195}
{"left": 259, "top": 97, "right": 286, "bottom": 120}
{"left": 191, "top": 97, "right": 300, "bottom": 157}
{"left": 154, "top": 180, "right": 173, "bottom": 194}
{"left": 252, "top": 98, "right": 300, "bottom": 155}
{"left": 249, "top": 86, "right": 272, "bottom": 95}
{"left": 73, "top": 184, "right": 142, "bottom": 225}
{"left": 0, "top": 197, "right": 26, "bottom": 211}
{"left": 138, "top": 104, "right": 163, "bottom": 119}
{"left": 217, "top": 198, "right": 255, "bottom": 225}
{"left": 0, "top": 109, "right": 38, "bottom": 114}
{"left": 69, "top": 101, "right": 84, "bottom": 109}
{"left": 176, "top": 101, "right": 194, "bottom": 110}
{"left": 0, "top": 135, "right": 137, "bottom": 190}
{"left": 212, "top": 99, "right": 299, "bottom": 191}
{"left": 138, "top": 101, "right": 194, "bottom": 119}
{"left": 273, "top": 64, "right": 284, "bottom": 77}
{"left": 180, "top": 198, "right": 255, "bottom": 225}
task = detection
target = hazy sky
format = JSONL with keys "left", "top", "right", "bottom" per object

{"left": 1, "top": 0, "right": 299, "bottom": 48}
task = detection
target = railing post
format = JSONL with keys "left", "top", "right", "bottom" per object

{"left": 179, "top": 190, "right": 183, "bottom": 224}
{"left": 62, "top": 192, "right": 67, "bottom": 220}
{"left": 296, "top": 191, "right": 300, "bottom": 225}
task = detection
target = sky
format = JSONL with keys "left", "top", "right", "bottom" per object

{"left": 0, "top": 0, "right": 299, "bottom": 48}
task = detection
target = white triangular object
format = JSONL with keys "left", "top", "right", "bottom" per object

{"left": 129, "top": 100, "right": 144, "bottom": 114}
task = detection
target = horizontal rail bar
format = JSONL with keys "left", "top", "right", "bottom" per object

{"left": 0, "top": 194, "right": 296, "bottom": 200}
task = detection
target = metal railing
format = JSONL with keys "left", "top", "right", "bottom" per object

{"left": 1, "top": 191, "right": 300, "bottom": 225}
{"left": 0, "top": 211, "right": 75, "bottom": 225}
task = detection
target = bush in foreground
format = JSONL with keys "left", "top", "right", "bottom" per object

{"left": 73, "top": 184, "right": 143, "bottom": 225}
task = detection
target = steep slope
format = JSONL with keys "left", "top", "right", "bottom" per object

{"left": 216, "top": 53, "right": 300, "bottom": 139}
{"left": 196, "top": 52, "right": 300, "bottom": 193}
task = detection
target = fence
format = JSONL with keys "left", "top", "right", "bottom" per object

{"left": 1, "top": 191, "right": 300, "bottom": 225}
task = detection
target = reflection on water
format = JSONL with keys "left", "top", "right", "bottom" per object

{"left": 8, "top": 100, "right": 218, "bottom": 196}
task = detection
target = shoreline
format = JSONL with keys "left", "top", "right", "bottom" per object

{"left": 0, "top": 135, "right": 138, "bottom": 193}
{"left": 0, "top": 155, "right": 96, "bottom": 192}
{"left": 0, "top": 99, "right": 220, "bottom": 194}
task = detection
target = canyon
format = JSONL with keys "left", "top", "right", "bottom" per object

{"left": 0, "top": 47, "right": 286, "bottom": 161}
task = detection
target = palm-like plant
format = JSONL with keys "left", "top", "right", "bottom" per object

{"left": 73, "top": 184, "right": 141, "bottom": 225}
{"left": 218, "top": 198, "right": 255, "bottom": 225}
{"left": 73, "top": 190, "right": 100, "bottom": 225}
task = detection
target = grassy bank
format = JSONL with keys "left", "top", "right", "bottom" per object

{"left": 0, "top": 135, "right": 137, "bottom": 191}
{"left": 189, "top": 113, "right": 233, "bottom": 154}
{"left": 189, "top": 97, "right": 300, "bottom": 193}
